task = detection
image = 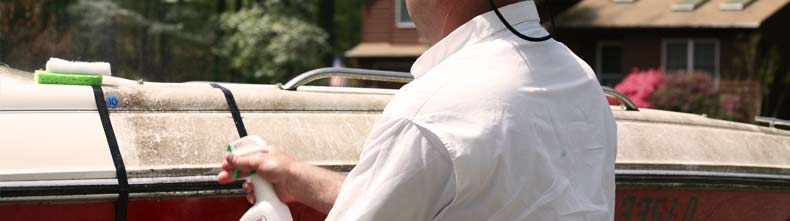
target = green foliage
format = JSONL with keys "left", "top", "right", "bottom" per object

{"left": 648, "top": 71, "right": 756, "bottom": 122}
{"left": 68, "top": 0, "right": 180, "bottom": 58}
{"left": 2, "top": 0, "right": 342, "bottom": 83}
{"left": 216, "top": 5, "right": 329, "bottom": 83}
{"left": 729, "top": 34, "right": 789, "bottom": 117}
{"left": 0, "top": 0, "right": 75, "bottom": 69}
{"left": 617, "top": 69, "right": 754, "bottom": 122}
{"left": 333, "top": 0, "right": 362, "bottom": 56}
{"left": 730, "top": 34, "right": 780, "bottom": 90}
{"left": 651, "top": 72, "right": 720, "bottom": 116}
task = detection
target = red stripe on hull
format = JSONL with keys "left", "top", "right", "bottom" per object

{"left": 616, "top": 189, "right": 790, "bottom": 221}
{"left": 2, "top": 190, "right": 790, "bottom": 220}
{"left": 0, "top": 201, "right": 114, "bottom": 221}
{"left": 0, "top": 197, "right": 326, "bottom": 221}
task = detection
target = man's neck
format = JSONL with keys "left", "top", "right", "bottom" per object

{"left": 431, "top": 0, "right": 523, "bottom": 43}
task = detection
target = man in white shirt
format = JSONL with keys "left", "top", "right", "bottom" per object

{"left": 218, "top": 0, "right": 617, "bottom": 220}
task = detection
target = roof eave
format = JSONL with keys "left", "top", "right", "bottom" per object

{"left": 556, "top": 22, "right": 762, "bottom": 29}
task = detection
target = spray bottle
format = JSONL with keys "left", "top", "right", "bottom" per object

{"left": 226, "top": 135, "right": 293, "bottom": 221}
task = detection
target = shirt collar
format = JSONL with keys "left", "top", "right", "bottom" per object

{"left": 410, "top": 1, "right": 541, "bottom": 79}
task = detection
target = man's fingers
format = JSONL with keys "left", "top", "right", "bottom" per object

{"left": 221, "top": 156, "right": 233, "bottom": 171}
{"left": 243, "top": 181, "right": 252, "bottom": 193}
{"left": 217, "top": 153, "right": 261, "bottom": 184}
{"left": 247, "top": 192, "right": 255, "bottom": 204}
{"left": 225, "top": 153, "right": 261, "bottom": 171}
{"left": 216, "top": 171, "right": 234, "bottom": 184}
{"left": 243, "top": 181, "right": 256, "bottom": 204}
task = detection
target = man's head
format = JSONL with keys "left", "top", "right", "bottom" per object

{"left": 405, "top": 0, "right": 524, "bottom": 44}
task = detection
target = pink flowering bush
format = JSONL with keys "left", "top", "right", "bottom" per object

{"left": 650, "top": 71, "right": 719, "bottom": 115}
{"left": 613, "top": 69, "right": 664, "bottom": 108}
{"left": 718, "top": 94, "right": 747, "bottom": 121}
{"left": 613, "top": 69, "right": 752, "bottom": 122}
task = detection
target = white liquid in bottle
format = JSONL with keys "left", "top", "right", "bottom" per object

{"left": 228, "top": 136, "right": 293, "bottom": 221}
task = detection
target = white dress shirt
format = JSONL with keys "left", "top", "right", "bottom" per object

{"left": 326, "top": 1, "right": 617, "bottom": 220}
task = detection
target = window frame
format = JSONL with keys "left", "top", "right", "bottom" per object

{"left": 395, "top": 0, "right": 416, "bottom": 28}
{"left": 595, "top": 41, "right": 624, "bottom": 84}
{"left": 661, "top": 38, "right": 720, "bottom": 82}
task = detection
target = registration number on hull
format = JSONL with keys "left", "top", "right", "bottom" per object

{"left": 615, "top": 189, "right": 790, "bottom": 221}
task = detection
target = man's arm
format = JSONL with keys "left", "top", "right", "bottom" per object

{"left": 325, "top": 119, "right": 455, "bottom": 220}
{"left": 284, "top": 161, "right": 345, "bottom": 213}
{"left": 217, "top": 117, "right": 454, "bottom": 219}
{"left": 217, "top": 147, "right": 345, "bottom": 214}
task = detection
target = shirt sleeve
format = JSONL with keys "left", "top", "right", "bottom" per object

{"left": 325, "top": 117, "right": 455, "bottom": 221}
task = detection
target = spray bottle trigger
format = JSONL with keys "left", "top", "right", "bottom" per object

{"left": 226, "top": 144, "right": 260, "bottom": 179}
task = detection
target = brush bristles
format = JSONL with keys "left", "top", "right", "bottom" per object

{"left": 35, "top": 70, "right": 103, "bottom": 87}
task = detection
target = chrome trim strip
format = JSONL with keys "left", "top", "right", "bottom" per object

{"left": 0, "top": 176, "right": 223, "bottom": 188}
{"left": 3, "top": 169, "right": 790, "bottom": 202}
{"left": 0, "top": 175, "right": 243, "bottom": 200}
{"left": 615, "top": 169, "right": 790, "bottom": 181}
{"left": 127, "top": 175, "right": 218, "bottom": 185}
{"left": 602, "top": 86, "right": 639, "bottom": 111}
{"left": 0, "top": 178, "right": 117, "bottom": 188}
{"left": 280, "top": 68, "right": 640, "bottom": 112}
{"left": 3, "top": 170, "right": 789, "bottom": 190}
{"left": 756, "top": 116, "right": 790, "bottom": 129}
{"left": 279, "top": 67, "right": 413, "bottom": 91}
{"left": 0, "top": 194, "right": 118, "bottom": 203}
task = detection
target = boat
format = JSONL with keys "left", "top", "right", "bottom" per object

{"left": 1, "top": 66, "right": 789, "bottom": 221}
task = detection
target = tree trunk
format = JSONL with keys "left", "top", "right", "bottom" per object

{"left": 214, "top": 0, "right": 226, "bottom": 81}
{"left": 320, "top": 0, "right": 335, "bottom": 67}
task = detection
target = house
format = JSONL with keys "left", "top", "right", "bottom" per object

{"left": 554, "top": 0, "right": 790, "bottom": 119}
{"left": 344, "top": 0, "right": 577, "bottom": 72}
{"left": 343, "top": 0, "right": 789, "bottom": 119}
{"left": 555, "top": 0, "right": 789, "bottom": 85}
{"left": 341, "top": 0, "right": 576, "bottom": 88}
{"left": 344, "top": 0, "right": 426, "bottom": 72}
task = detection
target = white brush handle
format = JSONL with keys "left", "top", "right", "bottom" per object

{"left": 46, "top": 58, "right": 112, "bottom": 76}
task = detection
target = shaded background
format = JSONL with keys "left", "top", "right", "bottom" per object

{"left": 0, "top": 0, "right": 359, "bottom": 83}
{"left": 1, "top": 0, "right": 788, "bottom": 122}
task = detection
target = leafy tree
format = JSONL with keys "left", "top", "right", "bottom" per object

{"left": 216, "top": 1, "right": 329, "bottom": 83}
{"left": 2, "top": 0, "right": 337, "bottom": 84}
{"left": 729, "top": 34, "right": 790, "bottom": 118}
{"left": 332, "top": 0, "right": 361, "bottom": 57}
{"left": 68, "top": 0, "right": 180, "bottom": 59}
{"left": 0, "top": 0, "right": 73, "bottom": 70}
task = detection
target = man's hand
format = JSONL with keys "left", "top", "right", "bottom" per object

{"left": 217, "top": 146, "right": 297, "bottom": 203}
{"left": 216, "top": 143, "right": 346, "bottom": 213}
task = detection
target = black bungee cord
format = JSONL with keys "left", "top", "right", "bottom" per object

{"left": 486, "top": 0, "right": 553, "bottom": 42}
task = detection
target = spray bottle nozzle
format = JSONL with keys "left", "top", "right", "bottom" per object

{"left": 225, "top": 135, "right": 293, "bottom": 221}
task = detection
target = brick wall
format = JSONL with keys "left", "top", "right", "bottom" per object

{"left": 718, "top": 80, "right": 761, "bottom": 122}
{"left": 557, "top": 28, "right": 750, "bottom": 83}
{"left": 362, "top": 0, "right": 422, "bottom": 44}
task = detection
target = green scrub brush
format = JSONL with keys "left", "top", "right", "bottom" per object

{"left": 34, "top": 58, "right": 111, "bottom": 86}
{"left": 34, "top": 70, "right": 103, "bottom": 87}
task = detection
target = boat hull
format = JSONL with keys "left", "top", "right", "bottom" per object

{"left": 2, "top": 189, "right": 790, "bottom": 221}
{"left": 3, "top": 67, "right": 790, "bottom": 220}
{"left": 0, "top": 197, "right": 326, "bottom": 221}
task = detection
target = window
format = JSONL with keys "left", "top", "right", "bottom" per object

{"left": 663, "top": 39, "right": 719, "bottom": 78}
{"left": 672, "top": 0, "right": 709, "bottom": 11}
{"left": 596, "top": 42, "right": 624, "bottom": 86}
{"left": 693, "top": 42, "right": 717, "bottom": 75}
{"left": 395, "top": 0, "right": 415, "bottom": 28}
{"left": 720, "top": 0, "right": 755, "bottom": 10}
{"left": 665, "top": 42, "right": 688, "bottom": 71}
